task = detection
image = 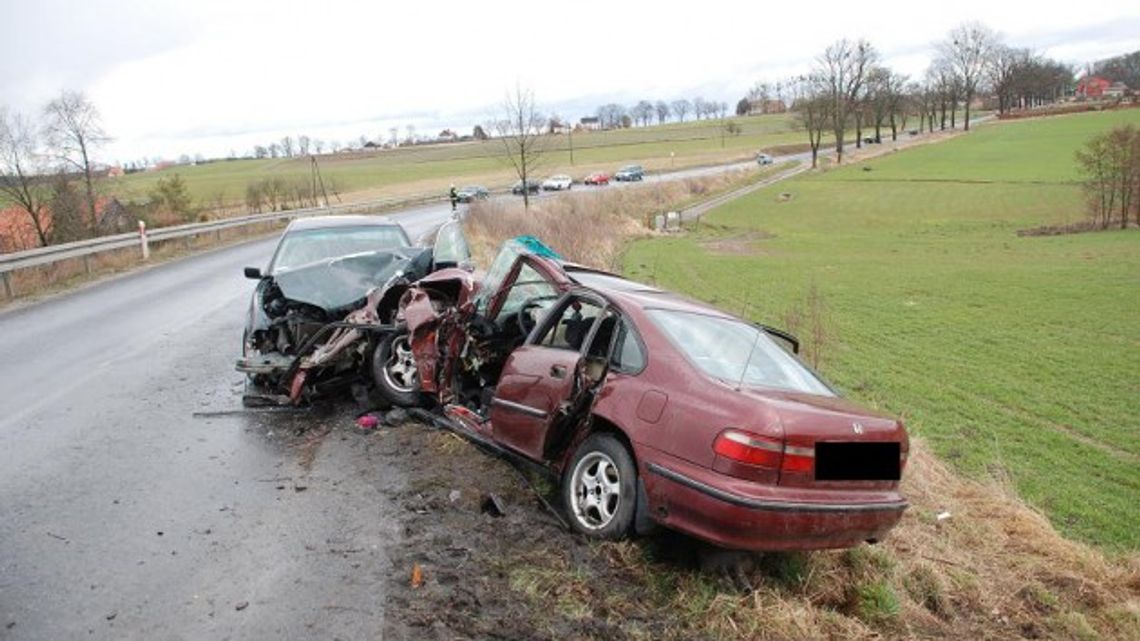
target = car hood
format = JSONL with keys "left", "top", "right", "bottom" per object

{"left": 271, "top": 249, "right": 426, "bottom": 311}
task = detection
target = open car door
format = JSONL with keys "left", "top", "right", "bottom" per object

{"left": 489, "top": 293, "right": 616, "bottom": 461}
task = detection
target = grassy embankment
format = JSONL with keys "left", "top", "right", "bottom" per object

{"left": 460, "top": 109, "right": 1140, "bottom": 640}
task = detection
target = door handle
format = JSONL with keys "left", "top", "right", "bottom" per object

{"left": 550, "top": 364, "right": 567, "bottom": 379}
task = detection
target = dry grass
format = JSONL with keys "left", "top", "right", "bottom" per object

{"left": 463, "top": 169, "right": 775, "bottom": 271}
{"left": 459, "top": 167, "right": 1140, "bottom": 640}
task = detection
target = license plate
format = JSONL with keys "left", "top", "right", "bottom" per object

{"left": 814, "top": 442, "right": 901, "bottom": 481}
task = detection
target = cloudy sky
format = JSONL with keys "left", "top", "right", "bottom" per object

{"left": 2, "top": 0, "right": 1137, "bottom": 163}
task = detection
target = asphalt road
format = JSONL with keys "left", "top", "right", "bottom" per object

{"left": 0, "top": 206, "right": 452, "bottom": 641}
{"left": 0, "top": 154, "right": 801, "bottom": 640}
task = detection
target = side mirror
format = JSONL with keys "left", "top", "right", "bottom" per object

{"left": 244, "top": 266, "right": 262, "bottom": 280}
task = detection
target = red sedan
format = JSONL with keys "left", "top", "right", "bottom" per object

{"left": 384, "top": 237, "right": 908, "bottom": 551}
{"left": 583, "top": 171, "right": 610, "bottom": 186}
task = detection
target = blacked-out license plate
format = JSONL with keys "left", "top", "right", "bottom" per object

{"left": 814, "top": 442, "right": 901, "bottom": 481}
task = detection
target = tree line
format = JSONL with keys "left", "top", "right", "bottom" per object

{"left": 1076, "top": 125, "right": 1140, "bottom": 229}
{"left": 592, "top": 98, "right": 729, "bottom": 129}
{"left": 786, "top": 22, "right": 1078, "bottom": 168}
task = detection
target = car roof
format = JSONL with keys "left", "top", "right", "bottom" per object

{"left": 564, "top": 265, "right": 735, "bottom": 319}
{"left": 285, "top": 215, "right": 399, "bottom": 232}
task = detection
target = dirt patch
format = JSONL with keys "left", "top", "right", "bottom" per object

{"left": 1017, "top": 220, "right": 1137, "bottom": 237}
{"left": 700, "top": 231, "right": 776, "bottom": 256}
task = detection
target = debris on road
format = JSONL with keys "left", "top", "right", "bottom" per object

{"left": 448, "top": 489, "right": 461, "bottom": 503}
{"left": 105, "top": 611, "right": 117, "bottom": 621}
{"left": 410, "top": 563, "right": 424, "bottom": 589}
{"left": 235, "top": 601, "right": 249, "bottom": 611}
{"left": 480, "top": 493, "right": 507, "bottom": 517}
{"left": 356, "top": 414, "right": 380, "bottom": 430}
{"left": 384, "top": 408, "right": 408, "bottom": 426}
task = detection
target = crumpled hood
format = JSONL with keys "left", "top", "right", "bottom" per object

{"left": 271, "top": 249, "right": 426, "bottom": 311}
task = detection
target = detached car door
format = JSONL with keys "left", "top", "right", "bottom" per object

{"left": 489, "top": 294, "right": 608, "bottom": 461}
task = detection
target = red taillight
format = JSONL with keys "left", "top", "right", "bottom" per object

{"left": 781, "top": 441, "right": 815, "bottom": 474}
{"left": 713, "top": 429, "right": 783, "bottom": 468}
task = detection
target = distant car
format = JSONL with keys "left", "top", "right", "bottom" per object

{"left": 511, "top": 180, "right": 540, "bottom": 195}
{"left": 456, "top": 185, "right": 489, "bottom": 203}
{"left": 584, "top": 171, "right": 610, "bottom": 186}
{"left": 863, "top": 137, "right": 878, "bottom": 144}
{"left": 542, "top": 175, "right": 573, "bottom": 191}
{"left": 756, "top": 153, "right": 774, "bottom": 165}
{"left": 614, "top": 165, "right": 644, "bottom": 181}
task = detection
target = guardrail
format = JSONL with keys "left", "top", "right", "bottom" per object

{"left": 0, "top": 193, "right": 444, "bottom": 298}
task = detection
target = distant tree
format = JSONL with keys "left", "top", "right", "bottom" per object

{"left": 1075, "top": 125, "right": 1140, "bottom": 229}
{"left": 46, "top": 173, "right": 90, "bottom": 243}
{"left": 654, "top": 100, "right": 670, "bottom": 124}
{"left": 0, "top": 108, "right": 51, "bottom": 246}
{"left": 717, "top": 102, "right": 729, "bottom": 119}
{"left": 815, "top": 38, "right": 877, "bottom": 163}
{"left": 789, "top": 74, "right": 831, "bottom": 169}
{"left": 253, "top": 145, "right": 268, "bottom": 159}
{"left": 473, "top": 124, "right": 489, "bottom": 140}
{"left": 404, "top": 125, "right": 415, "bottom": 144}
{"left": 670, "top": 99, "right": 691, "bottom": 122}
{"left": 281, "top": 136, "right": 295, "bottom": 157}
{"left": 178, "top": 153, "right": 191, "bottom": 165}
{"left": 268, "top": 142, "right": 281, "bottom": 158}
{"left": 620, "top": 114, "right": 633, "bottom": 128}
{"left": 1092, "top": 50, "right": 1140, "bottom": 88}
{"left": 150, "top": 173, "right": 194, "bottom": 221}
{"left": 735, "top": 98, "right": 751, "bottom": 116}
{"left": 632, "top": 100, "right": 654, "bottom": 126}
{"left": 298, "top": 135, "right": 311, "bottom": 155}
{"left": 313, "top": 139, "right": 325, "bottom": 154}
{"left": 692, "top": 97, "right": 707, "bottom": 119}
{"left": 937, "top": 22, "right": 998, "bottom": 130}
{"left": 388, "top": 127, "right": 399, "bottom": 146}
{"left": 596, "top": 103, "right": 627, "bottom": 129}
{"left": 43, "top": 90, "right": 108, "bottom": 227}
{"left": 546, "top": 115, "right": 563, "bottom": 134}
{"left": 495, "top": 84, "right": 547, "bottom": 210}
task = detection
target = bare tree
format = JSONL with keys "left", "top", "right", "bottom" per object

{"left": 654, "top": 100, "right": 670, "bottom": 124}
{"left": 495, "top": 84, "right": 546, "bottom": 210}
{"left": 0, "top": 109, "right": 51, "bottom": 246}
{"left": 313, "top": 139, "right": 325, "bottom": 154}
{"left": 632, "top": 100, "right": 654, "bottom": 126}
{"left": 253, "top": 145, "right": 268, "bottom": 159}
{"left": 815, "top": 39, "right": 877, "bottom": 163}
{"left": 670, "top": 99, "right": 691, "bottom": 122}
{"left": 789, "top": 75, "right": 831, "bottom": 168}
{"left": 268, "top": 142, "right": 281, "bottom": 158}
{"left": 596, "top": 103, "right": 626, "bottom": 129}
{"left": 281, "top": 136, "right": 295, "bottom": 158}
{"left": 692, "top": 97, "right": 707, "bottom": 119}
{"left": 298, "top": 135, "right": 311, "bottom": 155}
{"left": 43, "top": 90, "right": 108, "bottom": 228}
{"left": 389, "top": 127, "right": 399, "bottom": 146}
{"left": 938, "top": 22, "right": 997, "bottom": 131}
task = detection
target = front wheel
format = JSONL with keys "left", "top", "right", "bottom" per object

{"left": 562, "top": 433, "right": 637, "bottom": 540}
{"left": 372, "top": 332, "right": 423, "bottom": 407}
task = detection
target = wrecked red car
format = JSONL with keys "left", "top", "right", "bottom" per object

{"left": 385, "top": 236, "right": 909, "bottom": 552}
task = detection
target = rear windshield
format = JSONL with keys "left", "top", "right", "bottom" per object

{"left": 272, "top": 225, "right": 409, "bottom": 271}
{"left": 646, "top": 309, "right": 833, "bottom": 396}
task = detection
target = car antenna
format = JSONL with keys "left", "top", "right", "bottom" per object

{"left": 735, "top": 330, "right": 762, "bottom": 392}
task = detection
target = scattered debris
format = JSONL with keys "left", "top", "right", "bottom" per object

{"left": 936, "top": 511, "right": 952, "bottom": 523}
{"left": 448, "top": 490, "right": 461, "bottom": 503}
{"left": 777, "top": 192, "right": 793, "bottom": 202}
{"left": 46, "top": 531, "right": 68, "bottom": 543}
{"left": 410, "top": 563, "right": 424, "bottom": 589}
{"left": 480, "top": 493, "right": 507, "bottom": 517}
{"left": 356, "top": 414, "right": 380, "bottom": 430}
{"left": 294, "top": 485, "right": 308, "bottom": 492}
{"left": 235, "top": 601, "right": 249, "bottom": 611}
{"left": 156, "top": 531, "right": 164, "bottom": 537}
{"left": 105, "top": 611, "right": 117, "bottom": 622}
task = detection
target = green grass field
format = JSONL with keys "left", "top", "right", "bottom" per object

{"left": 107, "top": 113, "right": 807, "bottom": 205}
{"left": 623, "top": 110, "right": 1140, "bottom": 551}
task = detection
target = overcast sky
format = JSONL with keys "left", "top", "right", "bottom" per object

{"left": 2, "top": 0, "right": 1137, "bottom": 163}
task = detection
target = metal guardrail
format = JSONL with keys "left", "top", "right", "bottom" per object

{"left": 0, "top": 193, "right": 443, "bottom": 298}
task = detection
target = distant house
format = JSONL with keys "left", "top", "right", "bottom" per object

{"left": 1076, "top": 76, "right": 1111, "bottom": 99}
{"left": 0, "top": 205, "right": 49, "bottom": 252}
{"left": 579, "top": 116, "right": 601, "bottom": 131}
{"left": 1104, "top": 82, "right": 1130, "bottom": 99}
{"left": 747, "top": 99, "right": 787, "bottom": 115}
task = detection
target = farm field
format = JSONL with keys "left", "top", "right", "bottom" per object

{"left": 624, "top": 110, "right": 1140, "bottom": 550}
{"left": 106, "top": 113, "right": 809, "bottom": 205}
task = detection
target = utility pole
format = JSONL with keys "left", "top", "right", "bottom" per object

{"left": 568, "top": 126, "right": 574, "bottom": 165}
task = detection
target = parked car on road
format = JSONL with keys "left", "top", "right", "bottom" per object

{"left": 756, "top": 153, "right": 774, "bottom": 165}
{"left": 386, "top": 236, "right": 910, "bottom": 551}
{"left": 613, "top": 165, "right": 644, "bottom": 181}
{"left": 511, "top": 180, "right": 540, "bottom": 195}
{"left": 237, "top": 216, "right": 470, "bottom": 405}
{"left": 456, "top": 185, "right": 489, "bottom": 202}
{"left": 583, "top": 171, "right": 610, "bottom": 186}
{"left": 542, "top": 175, "right": 573, "bottom": 191}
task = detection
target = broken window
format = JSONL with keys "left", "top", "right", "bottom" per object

{"left": 538, "top": 298, "right": 603, "bottom": 352}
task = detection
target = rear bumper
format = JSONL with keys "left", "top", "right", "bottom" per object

{"left": 644, "top": 461, "right": 906, "bottom": 552}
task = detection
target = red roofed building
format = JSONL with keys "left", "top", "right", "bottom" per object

{"left": 1076, "top": 76, "right": 1111, "bottom": 99}
{"left": 0, "top": 205, "right": 50, "bottom": 253}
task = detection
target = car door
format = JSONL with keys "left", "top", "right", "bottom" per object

{"left": 489, "top": 294, "right": 608, "bottom": 461}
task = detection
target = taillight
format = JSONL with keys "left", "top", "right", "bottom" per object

{"left": 713, "top": 429, "right": 783, "bottom": 468}
{"left": 781, "top": 440, "right": 815, "bottom": 474}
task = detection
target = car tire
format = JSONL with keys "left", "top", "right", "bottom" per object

{"left": 562, "top": 433, "right": 637, "bottom": 540}
{"left": 372, "top": 331, "right": 423, "bottom": 407}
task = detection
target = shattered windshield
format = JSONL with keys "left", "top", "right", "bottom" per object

{"left": 272, "top": 249, "right": 426, "bottom": 311}
{"left": 473, "top": 236, "right": 562, "bottom": 315}
{"left": 271, "top": 225, "right": 410, "bottom": 272}
{"left": 646, "top": 309, "right": 833, "bottom": 396}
